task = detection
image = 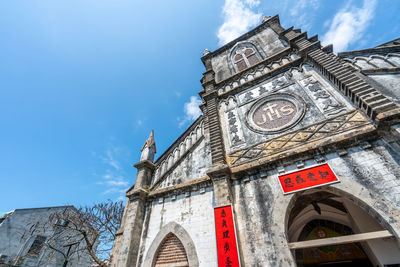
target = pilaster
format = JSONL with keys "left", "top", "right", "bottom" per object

{"left": 113, "top": 189, "right": 147, "bottom": 267}
{"left": 207, "top": 164, "right": 233, "bottom": 207}
{"left": 200, "top": 56, "right": 227, "bottom": 166}
{"left": 110, "top": 156, "right": 154, "bottom": 267}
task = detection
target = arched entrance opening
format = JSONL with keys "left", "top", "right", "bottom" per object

{"left": 286, "top": 189, "right": 400, "bottom": 267}
{"left": 153, "top": 233, "right": 188, "bottom": 267}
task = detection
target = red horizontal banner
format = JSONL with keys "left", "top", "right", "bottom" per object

{"left": 214, "top": 205, "right": 240, "bottom": 267}
{"left": 278, "top": 163, "right": 339, "bottom": 194}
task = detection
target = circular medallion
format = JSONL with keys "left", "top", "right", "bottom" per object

{"left": 246, "top": 93, "right": 305, "bottom": 134}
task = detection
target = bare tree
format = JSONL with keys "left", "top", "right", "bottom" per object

{"left": 0, "top": 201, "right": 123, "bottom": 267}
{"left": 48, "top": 200, "right": 124, "bottom": 267}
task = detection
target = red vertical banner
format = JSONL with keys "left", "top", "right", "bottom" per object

{"left": 214, "top": 205, "right": 240, "bottom": 267}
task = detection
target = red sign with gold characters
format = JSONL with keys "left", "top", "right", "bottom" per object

{"left": 214, "top": 205, "right": 240, "bottom": 267}
{"left": 278, "top": 163, "right": 339, "bottom": 194}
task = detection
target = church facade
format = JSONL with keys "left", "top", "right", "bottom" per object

{"left": 110, "top": 16, "right": 400, "bottom": 267}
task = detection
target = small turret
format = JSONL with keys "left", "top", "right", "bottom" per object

{"left": 140, "top": 130, "right": 156, "bottom": 162}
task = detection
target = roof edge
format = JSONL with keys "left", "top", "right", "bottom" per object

{"left": 154, "top": 115, "right": 203, "bottom": 165}
{"left": 201, "top": 15, "right": 281, "bottom": 62}
{"left": 12, "top": 205, "right": 75, "bottom": 212}
{"left": 338, "top": 45, "right": 400, "bottom": 58}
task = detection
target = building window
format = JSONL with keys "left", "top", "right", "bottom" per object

{"left": 233, "top": 47, "right": 260, "bottom": 72}
{"left": 229, "top": 42, "right": 264, "bottom": 73}
{"left": 27, "top": 235, "right": 46, "bottom": 257}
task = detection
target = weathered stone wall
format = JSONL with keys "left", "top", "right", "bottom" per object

{"left": 367, "top": 73, "right": 400, "bottom": 104}
{"left": 137, "top": 188, "right": 217, "bottom": 267}
{"left": 155, "top": 134, "right": 212, "bottom": 190}
{"left": 232, "top": 139, "right": 400, "bottom": 266}
{"left": 211, "top": 27, "right": 288, "bottom": 83}
{"left": 339, "top": 50, "right": 400, "bottom": 106}
{"left": 0, "top": 207, "right": 91, "bottom": 267}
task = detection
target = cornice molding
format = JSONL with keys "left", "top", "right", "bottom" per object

{"left": 218, "top": 57, "right": 303, "bottom": 99}
{"left": 148, "top": 176, "right": 212, "bottom": 199}
{"left": 133, "top": 160, "right": 155, "bottom": 170}
{"left": 126, "top": 188, "right": 148, "bottom": 201}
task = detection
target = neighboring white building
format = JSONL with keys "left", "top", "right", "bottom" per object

{"left": 0, "top": 206, "right": 91, "bottom": 267}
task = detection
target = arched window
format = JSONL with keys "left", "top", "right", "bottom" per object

{"left": 229, "top": 42, "right": 264, "bottom": 73}
{"left": 154, "top": 233, "right": 188, "bottom": 267}
{"left": 233, "top": 47, "right": 260, "bottom": 72}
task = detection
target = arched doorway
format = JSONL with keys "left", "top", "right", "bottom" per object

{"left": 153, "top": 233, "right": 188, "bottom": 267}
{"left": 287, "top": 189, "right": 400, "bottom": 266}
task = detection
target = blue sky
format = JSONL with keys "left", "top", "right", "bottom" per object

{"left": 1, "top": 0, "right": 399, "bottom": 212}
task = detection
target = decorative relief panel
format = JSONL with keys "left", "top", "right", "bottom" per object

{"left": 298, "top": 75, "right": 345, "bottom": 117}
{"left": 245, "top": 93, "right": 305, "bottom": 134}
{"left": 237, "top": 73, "right": 293, "bottom": 105}
{"left": 228, "top": 110, "right": 370, "bottom": 166}
{"left": 219, "top": 65, "right": 356, "bottom": 154}
{"left": 226, "top": 109, "right": 245, "bottom": 147}
{"left": 220, "top": 97, "right": 245, "bottom": 149}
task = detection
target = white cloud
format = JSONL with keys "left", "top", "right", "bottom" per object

{"left": 104, "top": 149, "right": 121, "bottom": 171}
{"left": 97, "top": 175, "right": 128, "bottom": 187}
{"left": 322, "top": 0, "right": 377, "bottom": 52}
{"left": 217, "top": 0, "right": 262, "bottom": 45}
{"left": 178, "top": 96, "right": 202, "bottom": 127}
{"left": 288, "top": 0, "right": 320, "bottom": 31}
{"left": 289, "top": 0, "right": 319, "bottom": 16}
{"left": 174, "top": 91, "right": 182, "bottom": 98}
{"left": 104, "top": 179, "right": 129, "bottom": 187}
{"left": 95, "top": 140, "right": 131, "bottom": 198}
{"left": 184, "top": 96, "right": 202, "bottom": 120}
{"left": 102, "top": 187, "right": 128, "bottom": 195}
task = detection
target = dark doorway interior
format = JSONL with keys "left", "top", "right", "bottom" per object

{"left": 295, "top": 220, "right": 373, "bottom": 267}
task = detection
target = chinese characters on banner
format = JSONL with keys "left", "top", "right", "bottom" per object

{"left": 214, "top": 206, "right": 240, "bottom": 267}
{"left": 278, "top": 163, "right": 339, "bottom": 194}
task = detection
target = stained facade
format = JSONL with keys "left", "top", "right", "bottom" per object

{"left": 0, "top": 206, "right": 92, "bottom": 267}
{"left": 111, "top": 16, "right": 400, "bottom": 266}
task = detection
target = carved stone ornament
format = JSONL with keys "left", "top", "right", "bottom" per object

{"left": 245, "top": 93, "right": 306, "bottom": 134}
{"left": 229, "top": 110, "right": 372, "bottom": 166}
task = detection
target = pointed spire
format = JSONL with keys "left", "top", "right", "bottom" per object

{"left": 140, "top": 130, "right": 156, "bottom": 162}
